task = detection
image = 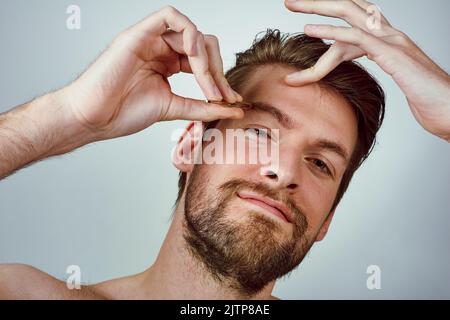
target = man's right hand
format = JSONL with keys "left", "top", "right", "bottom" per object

{"left": 0, "top": 6, "right": 244, "bottom": 179}
{"left": 63, "top": 5, "right": 244, "bottom": 141}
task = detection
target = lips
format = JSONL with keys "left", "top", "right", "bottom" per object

{"left": 237, "top": 191, "right": 293, "bottom": 223}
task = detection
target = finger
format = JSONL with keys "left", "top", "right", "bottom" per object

{"left": 284, "top": 0, "right": 388, "bottom": 35}
{"left": 132, "top": 6, "right": 198, "bottom": 56}
{"left": 164, "top": 94, "right": 245, "bottom": 122}
{"left": 285, "top": 0, "right": 369, "bottom": 28}
{"left": 164, "top": 48, "right": 243, "bottom": 103}
{"left": 286, "top": 46, "right": 342, "bottom": 86}
{"left": 302, "top": 24, "right": 397, "bottom": 67}
{"left": 131, "top": 7, "right": 225, "bottom": 101}
{"left": 161, "top": 31, "right": 193, "bottom": 74}
{"left": 162, "top": 30, "right": 224, "bottom": 101}
{"left": 188, "top": 32, "right": 226, "bottom": 101}
{"left": 179, "top": 55, "right": 193, "bottom": 73}
{"left": 204, "top": 34, "right": 243, "bottom": 103}
{"left": 350, "top": 0, "right": 391, "bottom": 26}
{"left": 285, "top": 43, "right": 362, "bottom": 85}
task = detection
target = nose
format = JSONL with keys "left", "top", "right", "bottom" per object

{"left": 260, "top": 154, "right": 300, "bottom": 191}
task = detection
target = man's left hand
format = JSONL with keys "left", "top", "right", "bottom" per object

{"left": 284, "top": 0, "right": 450, "bottom": 142}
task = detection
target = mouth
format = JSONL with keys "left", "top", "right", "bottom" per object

{"left": 236, "top": 191, "right": 293, "bottom": 224}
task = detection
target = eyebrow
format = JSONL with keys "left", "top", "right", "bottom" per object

{"left": 244, "top": 101, "right": 297, "bottom": 129}
{"left": 312, "top": 139, "right": 350, "bottom": 164}
{"left": 244, "top": 101, "right": 350, "bottom": 164}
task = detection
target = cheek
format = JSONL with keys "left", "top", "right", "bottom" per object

{"left": 297, "top": 174, "right": 338, "bottom": 231}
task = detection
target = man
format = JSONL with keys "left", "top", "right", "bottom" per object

{"left": 0, "top": 1, "right": 449, "bottom": 299}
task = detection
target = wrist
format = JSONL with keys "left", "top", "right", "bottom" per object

{"left": 0, "top": 88, "right": 99, "bottom": 178}
{"left": 37, "top": 88, "right": 98, "bottom": 158}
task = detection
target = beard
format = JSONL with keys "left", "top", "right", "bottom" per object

{"left": 182, "top": 165, "right": 314, "bottom": 296}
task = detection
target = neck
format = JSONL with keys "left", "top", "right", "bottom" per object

{"left": 132, "top": 205, "right": 276, "bottom": 300}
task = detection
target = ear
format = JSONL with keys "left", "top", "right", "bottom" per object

{"left": 171, "top": 121, "right": 204, "bottom": 173}
{"left": 315, "top": 210, "right": 335, "bottom": 242}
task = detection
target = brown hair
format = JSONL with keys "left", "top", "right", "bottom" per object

{"left": 176, "top": 29, "right": 385, "bottom": 213}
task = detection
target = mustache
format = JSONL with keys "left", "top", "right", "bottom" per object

{"left": 218, "top": 178, "right": 304, "bottom": 224}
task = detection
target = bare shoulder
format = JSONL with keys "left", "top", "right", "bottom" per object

{"left": 91, "top": 273, "right": 144, "bottom": 300}
{"left": 0, "top": 264, "right": 105, "bottom": 300}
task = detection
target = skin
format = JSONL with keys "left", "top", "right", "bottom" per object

{"left": 0, "top": 2, "right": 449, "bottom": 299}
{"left": 93, "top": 65, "right": 358, "bottom": 300}
{"left": 1, "top": 66, "right": 352, "bottom": 300}
{"left": 179, "top": 65, "right": 357, "bottom": 247}
{"left": 284, "top": 0, "right": 450, "bottom": 141}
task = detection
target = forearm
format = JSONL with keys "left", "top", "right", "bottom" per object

{"left": 0, "top": 90, "right": 95, "bottom": 179}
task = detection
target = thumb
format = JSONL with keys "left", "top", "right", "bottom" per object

{"left": 163, "top": 94, "right": 244, "bottom": 122}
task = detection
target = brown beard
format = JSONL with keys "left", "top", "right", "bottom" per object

{"left": 183, "top": 165, "right": 313, "bottom": 297}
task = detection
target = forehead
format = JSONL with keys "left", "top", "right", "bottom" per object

{"left": 239, "top": 64, "right": 358, "bottom": 154}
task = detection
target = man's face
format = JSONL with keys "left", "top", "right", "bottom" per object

{"left": 182, "top": 65, "right": 358, "bottom": 295}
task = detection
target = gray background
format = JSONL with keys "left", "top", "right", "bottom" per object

{"left": 0, "top": 0, "right": 449, "bottom": 299}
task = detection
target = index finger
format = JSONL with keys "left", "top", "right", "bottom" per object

{"left": 285, "top": 0, "right": 369, "bottom": 28}
{"left": 132, "top": 6, "right": 198, "bottom": 56}
{"left": 285, "top": 29, "right": 369, "bottom": 86}
{"left": 284, "top": 0, "right": 390, "bottom": 34}
{"left": 132, "top": 6, "right": 223, "bottom": 100}
{"left": 285, "top": 44, "right": 344, "bottom": 86}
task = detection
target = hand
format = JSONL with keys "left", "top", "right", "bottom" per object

{"left": 284, "top": 0, "right": 450, "bottom": 142}
{"left": 64, "top": 6, "right": 244, "bottom": 141}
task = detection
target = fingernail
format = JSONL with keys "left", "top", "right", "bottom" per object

{"left": 234, "top": 91, "right": 243, "bottom": 102}
{"left": 212, "top": 84, "right": 223, "bottom": 100}
{"left": 232, "top": 108, "right": 244, "bottom": 119}
{"left": 225, "top": 84, "right": 236, "bottom": 102}
{"left": 225, "top": 82, "right": 241, "bottom": 101}
{"left": 286, "top": 72, "right": 302, "bottom": 81}
{"left": 304, "top": 24, "right": 318, "bottom": 33}
{"left": 226, "top": 84, "right": 241, "bottom": 102}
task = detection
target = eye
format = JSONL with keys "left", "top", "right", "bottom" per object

{"left": 309, "top": 158, "right": 332, "bottom": 176}
{"left": 245, "top": 127, "right": 270, "bottom": 139}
